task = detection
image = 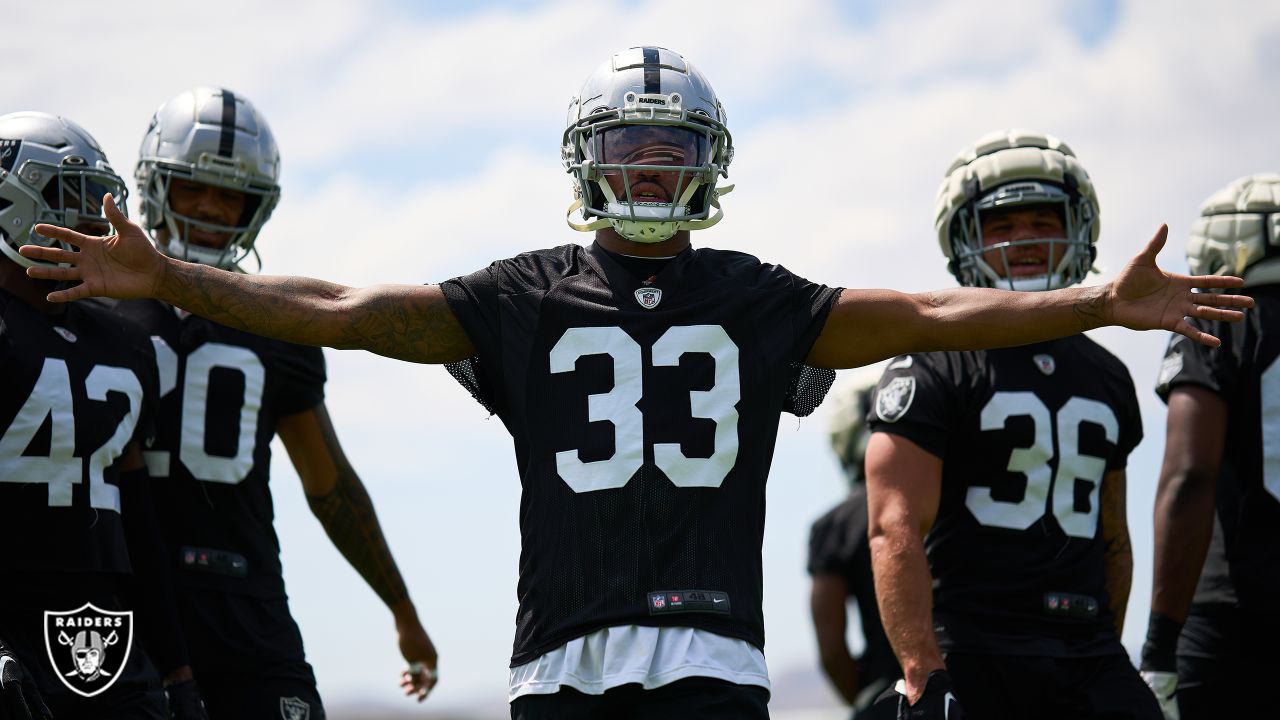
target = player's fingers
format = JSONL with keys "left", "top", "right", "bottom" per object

{"left": 1186, "top": 273, "right": 1245, "bottom": 289}
{"left": 25, "top": 263, "right": 81, "bottom": 283}
{"left": 103, "top": 193, "right": 127, "bottom": 229}
{"left": 1137, "top": 225, "right": 1169, "bottom": 264}
{"left": 1194, "top": 291, "right": 1253, "bottom": 307}
{"left": 17, "top": 244, "right": 80, "bottom": 265}
{"left": 1173, "top": 319, "right": 1222, "bottom": 348}
{"left": 1189, "top": 305, "right": 1245, "bottom": 323}
{"left": 30, "top": 223, "right": 95, "bottom": 247}
{"left": 45, "top": 283, "right": 92, "bottom": 304}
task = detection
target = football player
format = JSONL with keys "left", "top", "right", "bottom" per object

{"left": 0, "top": 112, "right": 202, "bottom": 719}
{"left": 21, "top": 50, "right": 1250, "bottom": 719}
{"left": 107, "top": 87, "right": 437, "bottom": 718}
{"left": 808, "top": 373, "right": 901, "bottom": 717}
{"left": 1141, "top": 173, "right": 1280, "bottom": 719}
{"left": 864, "top": 130, "right": 1162, "bottom": 720}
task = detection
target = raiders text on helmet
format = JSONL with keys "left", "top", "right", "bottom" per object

{"left": 935, "top": 129, "right": 1100, "bottom": 291}
{"left": 562, "top": 46, "right": 734, "bottom": 243}
{"left": 1187, "top": 173, "right": 1280, "bottom": 288}
{"left": 0, "top": 112, "right": 128, "bottom": 269}
{"left": 136, "top": 87, "right": 281, "bottom": 271}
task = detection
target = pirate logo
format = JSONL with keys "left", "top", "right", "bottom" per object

{"left": 875, "top": 376, "right": 916, "bottom": 423}
{"left": 280, "top": 696, "right": 312, "bottom": 720}
{"left": 634, "top": 287, "right": 662, "bottom": 310}
{"left": 44, "top": 603, "right": 133, "bottom": 697}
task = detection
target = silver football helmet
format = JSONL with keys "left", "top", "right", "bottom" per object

{"left": 935, "top": 129, "right": 1100, "bottom": 291}
{"left": 1186, "top": 173, "right": 1280, "bottom": 288}
{"left": 562, "top": 46, "right": 734, "bottom": 243}
{"left": 135, "top": 87, "right": 280, "bottom": 271}
{"left": 0, "top": 112, "right": 128, "bottom": 269}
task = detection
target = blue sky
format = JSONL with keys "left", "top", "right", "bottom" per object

{"left": 11, "top": 0, "right": 1280, "bottom": 716}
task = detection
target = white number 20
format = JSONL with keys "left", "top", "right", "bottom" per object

{"left": 550, "top": 325, "right": 740, "bottom": 493}
{"left": 966, "top": 392, "right": 1118, "bottom": 539}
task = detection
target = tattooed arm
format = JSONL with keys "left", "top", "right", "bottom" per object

{"left": 277, "top": 403, "right": 438, "bottom": 700}
{"left": 806, "top": 227, "right": 1250, "bottom": 369}
{"left": 1100, "top": 469, "right": 1133, "bottom": 636}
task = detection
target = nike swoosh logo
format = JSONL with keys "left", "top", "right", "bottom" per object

{"left": 712, "top": 598, "right": 725, "bottom": 603}
{"left": 0, "top": 656, "right": 12, "bottom": 688}
{"left": 944, "top": 691, "right": 957, "bottom": 719}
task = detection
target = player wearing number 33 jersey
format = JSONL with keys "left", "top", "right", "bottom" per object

{"left": 866, "top": 131, "right": 1160, "bottom": 720}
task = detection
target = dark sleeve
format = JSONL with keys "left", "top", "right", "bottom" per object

{"left": 777, "top": 265, "right": 842, "bottom": 417}
{"left": 119, "top": 467, "right": 190, "bottom": 676}
{"left": 1108, "top": 364, "right": 1144, "bottom": 472}
{"left": 807, "top": 490, "right": 869, "bottom": 584}
{"left": 272, "top": 344, "right": 327, "bottom": 416}
{"left": 440, "top": 266, "right": 504, "bottom": 414}
{"left": 866, "top": 354, "right": 959, "bottom": 459}
{"left": 1155, "top": 329, "right": 1233, "bottom": 402}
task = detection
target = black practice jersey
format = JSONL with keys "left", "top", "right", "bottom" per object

{"left": 0, "top": 289, "right": 158, "bottom": 575}
{"left": 442, "top": 241, "right": 840, "bottom": 665}
{"left": 112, "top": 300, "right": 326, "bottom": 598}
{"left": 1155, "top": 285, "right": 1280, "bottom": 613}
{"left": 807, "top": 487, "right": 900, "bottom": 686}
{"left": 868, "top": 337, "right": 1142, "bottom": 656}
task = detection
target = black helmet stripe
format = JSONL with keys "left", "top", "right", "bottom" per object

{"left": 642, "top": 47, "right": 661, "bottom": 94}
{"left": 217, "top": 90, "right": 236, "bottom": 158}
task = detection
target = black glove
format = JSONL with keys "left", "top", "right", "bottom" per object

{"left": 871, "top": 670, "right": 966, "bottom": 720}
{"left": 165, "top": 678, "right": 208, "bottom": 720}
{"left": 0, "top": 639, "right": 52, "bottom": 720}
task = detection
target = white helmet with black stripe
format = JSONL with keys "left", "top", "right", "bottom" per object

{"left": 1187, "top": 173, "right": 1280, "bottom": 288}
{"left": 562, "top": 46, "right": 734, "bottom": 243}
{"left": 935, "top": 129, "right": 1100, "bottom": 291}
{"left": 135, "top": 87, "right": 280, "bottom": 271}
{"left": 0, "top": 111, "right": 128, "bottom": 269}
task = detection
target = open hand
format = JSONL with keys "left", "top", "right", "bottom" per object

{"left": 1108, "top": 225, "right": 1253, "bottom": 346}
{"left": 18, "top": 193, "right": 168, "bottom": 302}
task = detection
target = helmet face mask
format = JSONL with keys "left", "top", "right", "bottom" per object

{"left": 136, "top": 87, "right": 280, "bottom": 271}
{"left": 935, "top": 130, "right": 1100, "bottom": 292}
{"left": 563, "top": 47, "right": 734, "bottom": 243}
{"left": 0, "top": 112, "right": 128, "bottom": 269}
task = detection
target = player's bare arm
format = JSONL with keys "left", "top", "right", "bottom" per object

{"left": 810, "top": 574, "right": 860, "bottom": 704}
{"left": 1150, "top": 386, "right": 1226, "bottom": 625}
{"left": 276, "top": 404, "right": 439, "bottom": 701}
{"left": 866, "top": 432, "right": 944, "bottom": 705}
{"left": 807, "top": 226, "right": 1252, "bottom": 369}
{"left": 1100, "top": 470, "right": 1133, "bottom": 636}
{"left": 22, "top": 195, "right": 474, "bottom": 364}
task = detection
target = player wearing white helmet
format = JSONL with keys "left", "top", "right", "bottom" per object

{"left": 866, "top": 130, "right": 1161, "bottom": 720}
{"left": 20, "top": 51, "right": 1252, "bottom": 719}
{"left": 1143, "top": 173, "right": 1280, "bottom": 719}
{"left": 112, "top": 88, "right": 438, "bottom": 718}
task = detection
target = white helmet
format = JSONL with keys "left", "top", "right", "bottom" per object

{"left": 0, "top": 112, "right": 128, "bottom": 269}
{"left": 135, "top": 87, "right": 280, "bottom": 271}
{"left": 1187, "top": 173, "right": 1280, "bottom": 288}
{"left": 935, "top": 129, "right": 1100, "bottom": 291}
{"left": 562, "top": 46, "right": 734, "bottom": 243}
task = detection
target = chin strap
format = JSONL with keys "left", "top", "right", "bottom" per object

{"left": 565, "top": 184, "right": 735, "bottom": 235}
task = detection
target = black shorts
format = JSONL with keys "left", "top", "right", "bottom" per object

{"left": 175, "top": 589, "right": 324, "bottom": 718}
{"left": 510, "top": 677, "right": 769, "bottom": 720}
{"left": 945, "top": 652, "right": 1161, "bottom": 720}
{"left": 0, "top": 579, "right": 166, "bottom": 720}
{"left": 1177, "top": 606, "right": 1280, "bottom": 719}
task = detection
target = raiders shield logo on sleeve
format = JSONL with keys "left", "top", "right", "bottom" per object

{"left": 280, "top": 696, "right": 312, "bottom": 720}
{"left": 43, "top": 604, "right": 133, "bottom": 698}
{"left": 875, "top": 376, "right": 916, "bottom": 423}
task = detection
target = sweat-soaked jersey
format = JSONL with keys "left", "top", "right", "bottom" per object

{"left": 868, "top": 336, "right": 1141, "bottom": 657}
{"left": 442, "top": 241, "right": 840, "bottom": 666}
{"left": 1155, "top": 285, "right": 1280, "bottom": 619}
{"left": 112, "top": 300, "right": 325, "bottom": 599}
{"left": 0, "top": 289, "right": 158, "bottom": 575}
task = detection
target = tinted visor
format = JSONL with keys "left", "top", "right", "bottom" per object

{"left": 590, "top": 125, "right": 709, "bottom": 167}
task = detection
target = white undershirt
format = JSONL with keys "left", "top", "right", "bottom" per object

{"left": 507, "top": 625, "right": 770, "bottom": 702}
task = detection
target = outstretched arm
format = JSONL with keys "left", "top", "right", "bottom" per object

{"left": 277, "top": 404, "right": 438, "bottom": 702}
{"left": 21, "top": 194, "right": 474, "bottom": 364}
{"left": 866, "top": 432, "right": 944, "bottom": 705}
{"left": 808, "top": 226, "right": 1252, "bottom": 369}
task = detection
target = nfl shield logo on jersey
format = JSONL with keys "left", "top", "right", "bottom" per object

{"left": 43, "top": 604, "right": 133, "bottom": 698}
{"left": 280, "top": 696, "right": 311, "bottom": 720}
{"left": 875, "top": 376, "right": 916, "bottom": 423}
{"left": 1033, "top": 353, "right": 1056, "bottom": 376}
{"left": 634, "top": 287, "right": 663, "bottom": 309}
